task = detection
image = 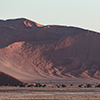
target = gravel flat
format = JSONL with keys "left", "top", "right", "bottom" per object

{"left": 0, "top": 87, "right": 100, "bottom": 100}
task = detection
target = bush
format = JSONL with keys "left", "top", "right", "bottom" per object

{"left": 62, "top": 84, "right": 66, "bottom": 87}
{"left": 35, "top": 83, "right": 42, "bottom": 87}
{"left": 86, "top": 84, "right": 92, "bottom": 88}
{"left": 57, "top": 86, "right": 60, "bottom": 88}
{"left": 56, "top": 85, "right": 61, "bottom": 88}
{"left": 4, "top": 83, "right": 10, "bottom": 86}
{"left": 95, "top": 84, "right": 100, "bottom": 87}
{"left": 70, "top": 84, "right": 73, "bottom": 86}
{"left": 27, "top": 85, "right": 34, "bottom": 87}
{"left": 14, "top": 83, "right": 20, "bottom": 87}
{"left": 19, "top": 84, "right": 26, "bottom": 87}
{"left": 78, "top": 84, "right": 83, "bottom": 88}
{"left": 42, "top": 84, "right": 46, "bottom": 87}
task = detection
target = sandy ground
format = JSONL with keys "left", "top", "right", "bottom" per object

{"left": 0, "top": 87, "right": 100, "bottom": 100}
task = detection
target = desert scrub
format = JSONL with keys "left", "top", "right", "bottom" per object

{"left": 86, "top": 84, "right": 92, "bottom": 88}
{"left": 35, "top": 83, "right": 42, "bottom": 87}
{"left": 95, "top": 84, "right": 100, "bottom": 87}
{"left": 62, "top": 84, "right": 66, "bottom": 88}
{"left": 19, "top": 84, "right": 26, "bottom": 87}
{"left": 78, "top": 84, "right": 83, "bottom": 88}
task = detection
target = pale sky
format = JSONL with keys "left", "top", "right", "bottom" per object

{"left": 0, "top": 0, "right": 100, "bottom": 32}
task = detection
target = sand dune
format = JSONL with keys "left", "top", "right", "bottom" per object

{"left": 0, "top": 18, "right": 100, "bottom": 82}
{"left": 0, "top": 71, "right": 24, "bottom": 86}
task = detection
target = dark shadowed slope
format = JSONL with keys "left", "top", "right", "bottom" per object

{"left": 0, "top": 18, "right": 100, "bottom": 82}
{"left": 0, "top": 71, "right": 24, "bottom": 86}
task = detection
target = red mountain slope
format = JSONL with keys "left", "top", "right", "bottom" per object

{"left": 0, "top": 18, "right": 100, "bottom": 81}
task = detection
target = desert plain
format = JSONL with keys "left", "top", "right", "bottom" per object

{"left": 0, "top": 86, "right": 100, "bottom": 100}
{"left": 0, "top": 79, "right": 100, "bottom": 100}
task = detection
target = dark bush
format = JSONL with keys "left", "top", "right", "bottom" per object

{"left": 56, "top": 84, "right": 60, "bottom": 88}
{"left": 27, "top": 84, "right": 34, "bottom": 87}
{"left": 35, "top": 83, "right": 42, "bottom": 87}
{"left": 62, "top": 84, "right": 66, "bottom": 87}
{"left": 95, "top": 84, "right": 100, "bottom": 87}
{"left": 70, "top": 84, "right": 73, "bottom": 86}
{"left": 14, "top": 83, "right": 20, "bottom": 87}
{"left": 86, "top": 84, "right": 92, "bottom": 88}
{"left": 4, "top": 83, "right": 10, "bottom": 86}
{"left": 42, "top": 84, "right": 46, "bottom": 87}
{"left": 19, "top": 84, "right": 26, "bottom": 87}
{"left": 78, "top": 84, "right": 82, "bottom": 87}
{"left": 58, "top": 85, "right": 60, "bottom": 88}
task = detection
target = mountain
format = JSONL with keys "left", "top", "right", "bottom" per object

{"left": 0, "top": 18, "right": 100, "bottom": 82}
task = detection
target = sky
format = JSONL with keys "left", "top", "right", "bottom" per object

{"left": 0, "top": 0, "right": 100, "bottom": 32}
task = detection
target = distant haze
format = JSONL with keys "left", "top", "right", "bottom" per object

{"left": 0, "top": 0, "right": 100, "bottom": 32}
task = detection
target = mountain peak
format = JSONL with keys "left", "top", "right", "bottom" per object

{"left": 0, "top": 18, "right": 44, "bottom": 29}
{"left": 6, "top": 18, "right": 44, "bottom": 28}
{"left": 23, "top": 19, "right": 44, "bottom": 27}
